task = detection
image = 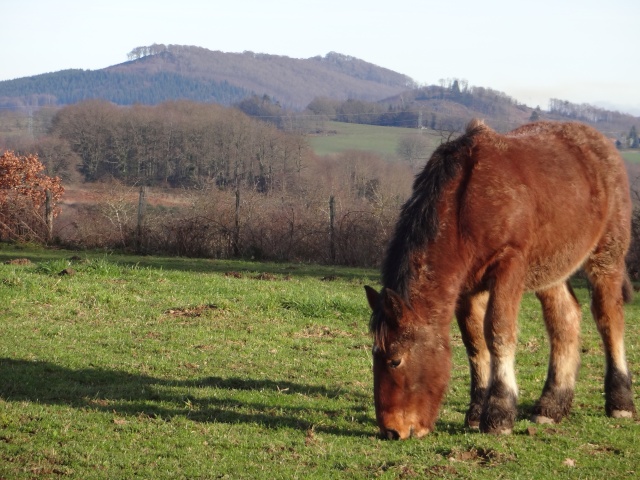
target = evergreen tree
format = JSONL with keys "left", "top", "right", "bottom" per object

{"left": 529, "top": 106, "right": 541, "bottom": 122}
{"left": 629, "top": 126, "right": 638, "bottom": 148}
{"left": 451, "top": 80, "right": 461, "bottom": 97}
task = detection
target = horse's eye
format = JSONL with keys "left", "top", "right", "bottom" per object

{"left": 388, "top": 358, "right": 401, "bottom": 368}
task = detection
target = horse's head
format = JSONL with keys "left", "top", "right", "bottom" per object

{"left": 365, "top": 285, "right": 451, "bottom": 440}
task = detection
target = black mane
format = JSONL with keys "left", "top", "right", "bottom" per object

{"left": 381, "top": 124, "right": 482, "bottom": 302}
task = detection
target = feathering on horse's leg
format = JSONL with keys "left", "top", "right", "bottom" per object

{"left": 480, "top": 254, "right": 525, "bottom": 434}
{"left": 532, "top": 281, "right": 582, "bottom": 424}
{"left": 456, "top": 291, "right": 490, "bottom": 429}
{"left": 586, "top": 262, "right": 636, "bottom": 419}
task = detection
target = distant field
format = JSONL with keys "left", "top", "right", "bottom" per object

{"left": 307, "top": 121, "right": 441, "bottom": 158}
{"left": 621, "top": 150, "right": 640, "bottom": 163}
{"left": 308, "top": 125, "right": 640, "bottom": 169}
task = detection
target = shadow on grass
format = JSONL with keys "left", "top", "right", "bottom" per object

{"left": 0, "top": 358, "right": 374, "bottom": 438}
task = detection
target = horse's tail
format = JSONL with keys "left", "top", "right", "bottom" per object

{"left": 623, "top": 271, "right": 634, "bottom": 304}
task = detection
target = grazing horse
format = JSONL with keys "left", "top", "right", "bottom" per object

{"left": 365, "top": 120, "right": 635, "bottom": 439}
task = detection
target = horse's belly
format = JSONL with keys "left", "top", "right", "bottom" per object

{"left": 523, "top": 242, "right": 592, "bottom": 291}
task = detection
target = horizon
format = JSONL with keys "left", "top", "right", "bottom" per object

{"left": 2, "top": 1, "right": 639, "bottom": 116}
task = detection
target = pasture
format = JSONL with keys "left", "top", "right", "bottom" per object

{"left": 621, "top": 150, "right": 640, "bottom": 164}
{"left": 307, "top": 121, "right": 441, "bottom": 158}
{"left": 1, "top": 245, "right": 639, "bottom": 478}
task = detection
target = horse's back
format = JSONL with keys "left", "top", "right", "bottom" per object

{"left": 459, "top": 121, "right": 630, "bottom": 291}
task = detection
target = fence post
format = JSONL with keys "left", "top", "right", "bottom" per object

{"left": 233, "top": 188, "right": 240, "bottom": 257}
{"left": 329, "top": 195, "right": 336, "bottom": 263}
{"left": 136, "top": 185, "right": 147, "bottom": 252}
{"left": 45, "top": 189, "right": 53, "bottom": 243}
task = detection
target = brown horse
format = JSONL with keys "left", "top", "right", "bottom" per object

{"left": 365, "top": 120, "right": 635, "bottom": 439}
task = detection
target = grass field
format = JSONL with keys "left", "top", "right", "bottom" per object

{"left": 307, "top": 123, "right": 640, "bottom": 169}
{"left": 1, "top": 244, "right": 639, "bottom": 479}
{"left": 307, "top": 121, "right": 441, "bottom": 158}
{"left": 621, "top": 150, "right": 640, "bottom": 164}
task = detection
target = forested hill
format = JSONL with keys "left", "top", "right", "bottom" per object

{"left": 0, "top": 69, "right": 250, "bottom": 108}
{"left": 0, "top": 45, "right": 415, "bottom": 110}
{"left": 1, "top": 44, "right": 636, "bottom": 137}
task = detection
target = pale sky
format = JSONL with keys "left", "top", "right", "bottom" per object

{"left": 2, "top": 0, "right": 639, "bottom": 115}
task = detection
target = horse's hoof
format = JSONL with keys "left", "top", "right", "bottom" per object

{"left": 481, "top": 426, "right": 512, "bottom": 435}
{"left": 466, "top": 420, "right": 480, "bottom": 430}
{"left": 610, "top": 410, "right": 634, "bottom": 419}
{"left": 531, "top": 415, "right": 556, "bottom": 425}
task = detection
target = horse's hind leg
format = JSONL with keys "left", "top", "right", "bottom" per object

{"left": 456, "top": 291, "right": 490, "bottom": 429}
{"left": 586, "top": 263, "right": 636, "bottom": 418}
{"left": 532, "top": 282, "right": 582, "bottom": 424}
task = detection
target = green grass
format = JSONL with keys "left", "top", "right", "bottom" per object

{"left": 1, "top": 244, "right": 639, "bottom": 479}
{"left": 307, "top": 121, "right": 440, "bottom": 158}
{"left": 621, "top": 150, "right": 640, "bottom": 164}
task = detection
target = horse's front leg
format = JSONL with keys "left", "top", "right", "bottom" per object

{"left": 480, "top": 255, "right": 525, "bottom": 434}
{"left": 456, "top": 291, "right": 490, "bottom": 429}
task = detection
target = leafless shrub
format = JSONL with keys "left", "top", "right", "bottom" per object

{"left": 626, "top": 208, "right": 640, "bottom": 280}
{"left": 52, "top": 150, "right": 413, "bottom": 266}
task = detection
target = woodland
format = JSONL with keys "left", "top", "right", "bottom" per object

{"left": 1, "top": 44, "right": 637, "bottom": 136}
{"left": 0, "top": 46, "right": 412, "bottom": 110}
{"left": 0, "top": 99, "right": 412, "bottom": 266}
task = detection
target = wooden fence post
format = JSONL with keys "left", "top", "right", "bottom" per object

{"left": 329, "top": 195, "right": 336, "bottom": 263}
{"left": 136, "top": 185, "right": 147, "bottom": 252}
{"left": 233, "top": 188, "right": 240, "bottom": 257}
{"left": 45, "top": 189, "right": 53, "bottom": 243}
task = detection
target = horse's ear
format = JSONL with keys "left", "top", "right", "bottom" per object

{"left": 364, "top": 285, "right": 379, "bottom": 311}
{"left": 381, "top": 288, "right": 406, "bottom": 324}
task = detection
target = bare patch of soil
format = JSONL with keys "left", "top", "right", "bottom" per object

{"left": 165, "top": 304, "right": 219, "bottom": 318}
{"left": 447, "top": 447, "right": 515, "bottom": 466}
{"left": 4, "top": 258, "right": 32, "bottom": 265}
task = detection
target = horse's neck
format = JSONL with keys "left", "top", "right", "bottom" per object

{"left": 405, "top": 259, "right": 462, "bottom": 326}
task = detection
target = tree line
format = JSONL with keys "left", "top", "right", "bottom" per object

{"left": 49, "top": 100, "right": 310, "bottom": 190}
{"left": 1, "top": 100, "right": 414, "bottom": 266}
{"left": 548, "top": 98, "right": 636, "bottom": 127}
{"left": 3, "top": 97, "right": 638, "bottom": 268}
{"left": 303, "top": 83, "right": 526, "bottom": 132}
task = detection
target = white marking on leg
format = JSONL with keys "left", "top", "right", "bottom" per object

{"left": 492, "top": 351, "right": 518, "bottom": 397}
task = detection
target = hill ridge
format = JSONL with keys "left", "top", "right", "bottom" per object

{"left": 0, "top": 44, "right": 636, "bottom": 137}
{"left": 0, "top": 45, "right": 414, "bottom": 110}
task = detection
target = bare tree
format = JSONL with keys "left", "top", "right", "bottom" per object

{"left": 396, "top": 133, "right": 431, "bottom": 169}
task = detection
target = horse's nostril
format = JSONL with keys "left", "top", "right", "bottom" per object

{"left": 385, "top": 429, "right": 400, "bottom": 440}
